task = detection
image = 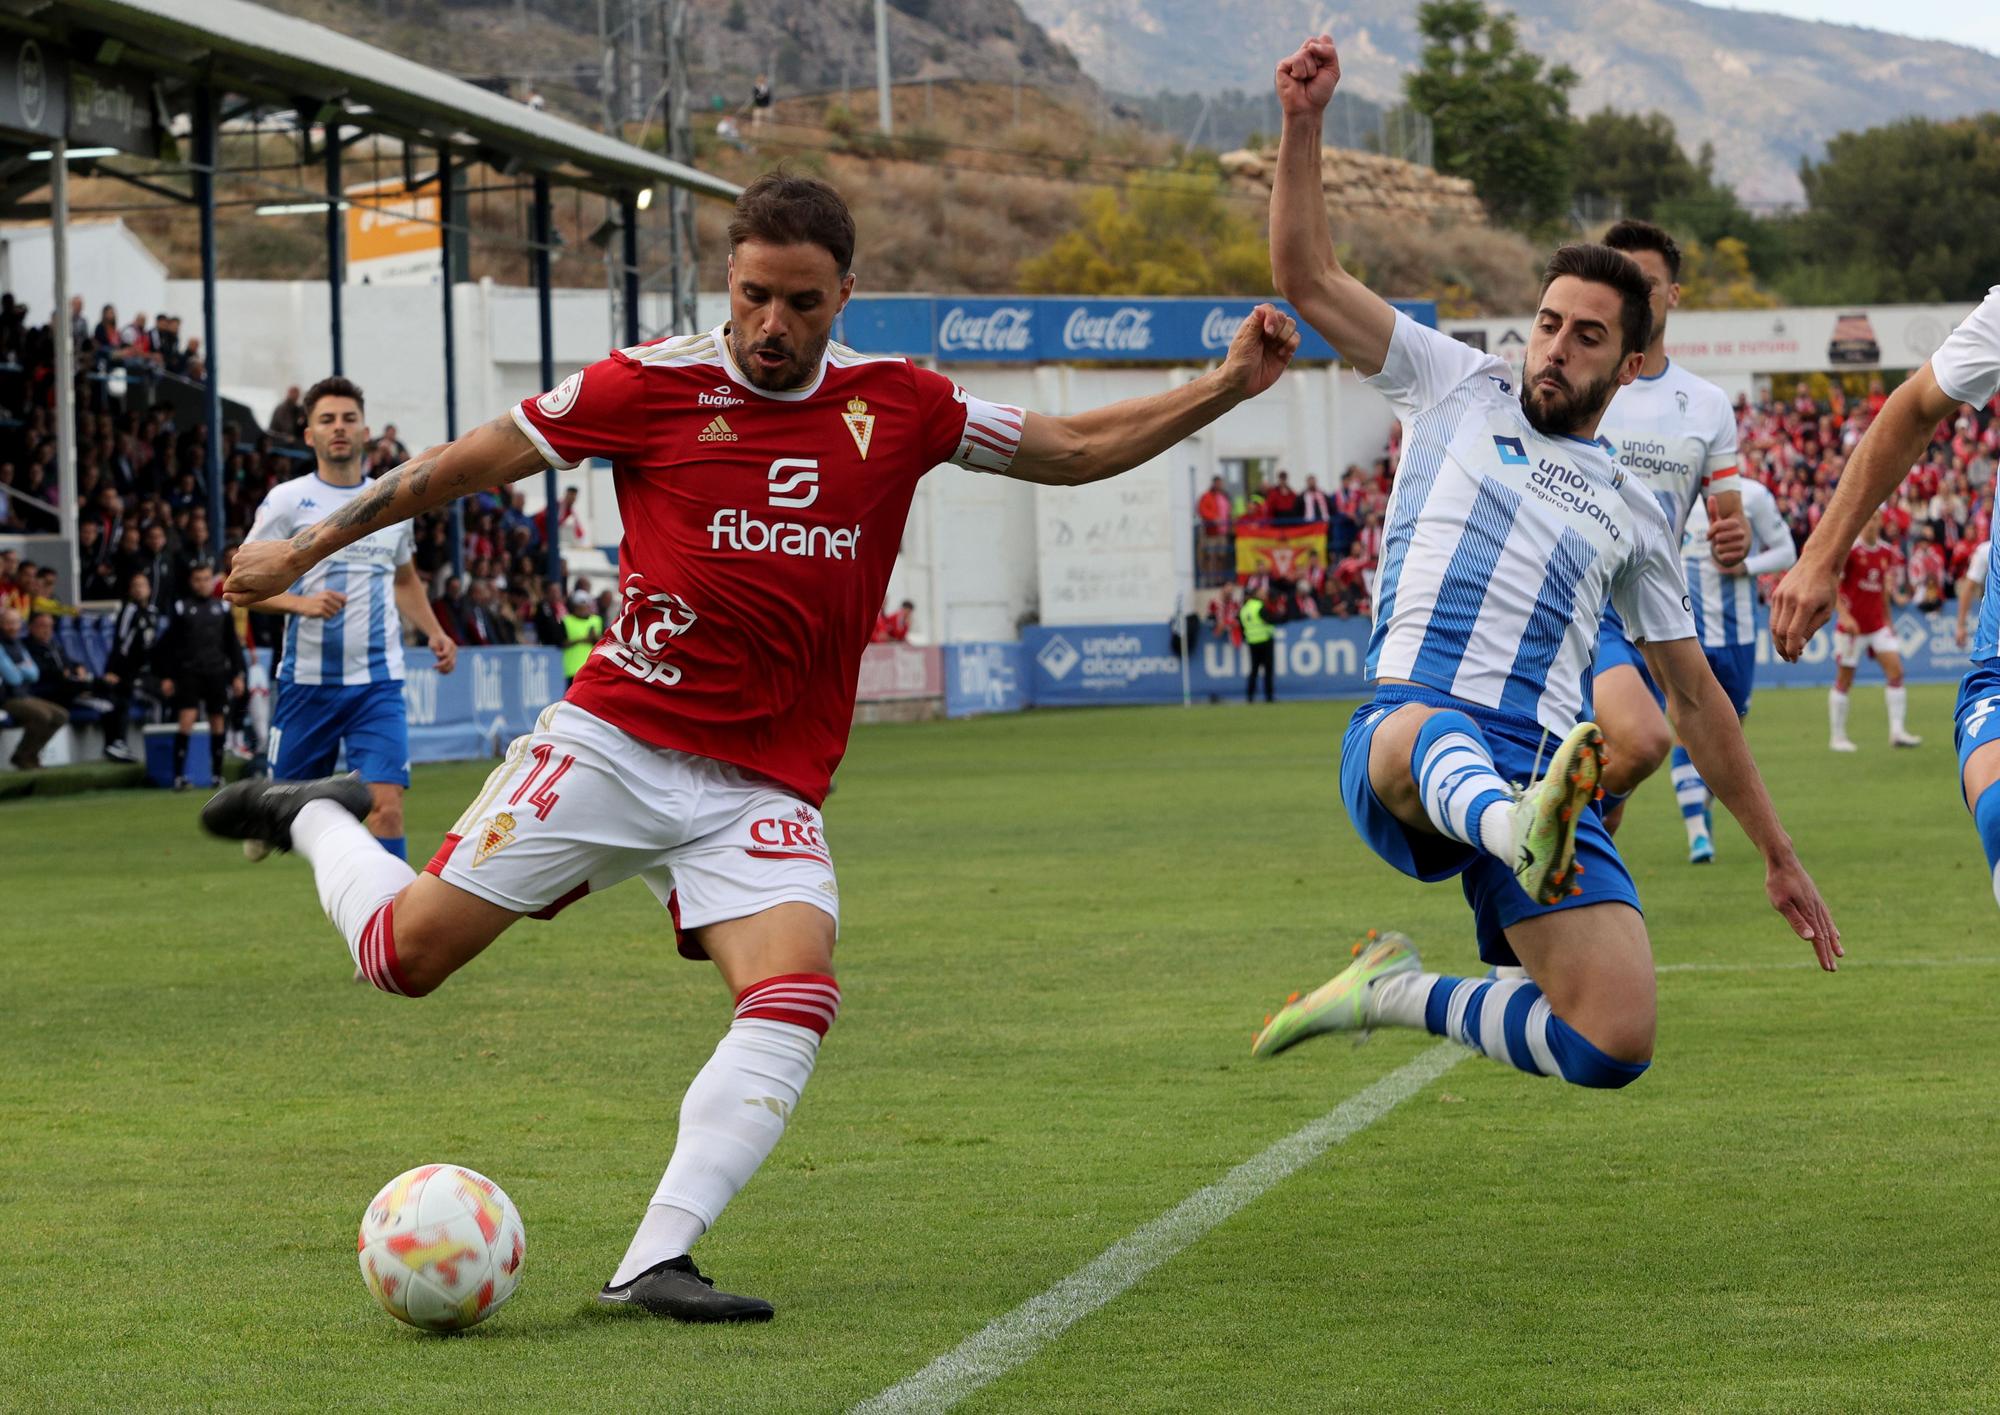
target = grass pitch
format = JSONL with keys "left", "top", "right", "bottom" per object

{"left": 4, "top": 683, "right": 1997, "bottom": 1412}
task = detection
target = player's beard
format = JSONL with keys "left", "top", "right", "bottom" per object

{"left": 315, "top": 440, "right": 362, "bottom": 478}
{"left": 729, "top": 326, "right": 829, "bottom": 391}
{"left": 1519, "top": 363, "right": 1617, "bottom": 439}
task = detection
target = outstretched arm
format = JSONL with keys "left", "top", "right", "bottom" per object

{"left": 1002, "top": 305, "right": 1298, "bottom": 487}
{"left": 1268, "top": 35, "right": 1395, "bottom": 378}
{"left": 225, "top": 417, "right": 548, "bottom": 607}
{"left": 1640, "top": 635, "right": 1842, "bottom": 971}
{"left": 1769, "top": 364, "right": 1959, "bottom": 658}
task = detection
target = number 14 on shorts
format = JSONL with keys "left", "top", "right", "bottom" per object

{"left": 510, "top": 744, "right": 576, "bottom": 821}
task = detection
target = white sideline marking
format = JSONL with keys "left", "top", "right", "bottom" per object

{"left": 855, "top": 1041, "right": 1468, "bottom": 1415}
{"left": 1657, "top": 954, "right": 2000, "bottom": 976}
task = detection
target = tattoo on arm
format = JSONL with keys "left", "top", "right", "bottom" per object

{"left": 330, "top": 468, "right": 402, "bottom": 534}
{"left": 289, "top": 529, "right": 316, "bottom": 553}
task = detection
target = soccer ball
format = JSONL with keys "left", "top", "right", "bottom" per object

{"left": 357, "top": 1164, "right": 526, "bottom": 1331}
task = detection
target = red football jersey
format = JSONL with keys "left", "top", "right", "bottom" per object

{"left": 1839, "top": 541, "right": 1902, "bottom": 633}
{"left": 511, "top": 329, "right": 1024, "bottom": 804}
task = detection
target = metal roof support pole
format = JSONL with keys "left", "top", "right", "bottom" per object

{"left": 533, "top": 173, "right": 559, "bottom": 587}
{"left": 620, "top": 195, "right": 640, "bottom": 349}
{"left": 439, "top": 147, "right": 463, "bottom": 579}
{"left": 325, "top": 121, "right": 344, "bottom": 375}
{"left": 50, "top": 139, "right": 79, "bottom": 605}
{"left": 196, "top": 87, "right": 225, "bottom": 561}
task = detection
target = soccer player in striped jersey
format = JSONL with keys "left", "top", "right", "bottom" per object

{"left": 1588, "top": 220, "right": 1750, "bottom": 834}
{"left": 1251, "top": 34, "right": 1839, "bottom": 1089}
{"left": 243, "top": 377, "right": 457, "bottom": 861}
{"left": 1775, "top": 285, "right": 2000, "bottom": 906}
{"left": 1669, "top": 478, "right": 1796, "bottom": 863}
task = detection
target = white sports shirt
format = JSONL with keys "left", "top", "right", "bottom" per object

{"left": 246, "top": 475, "right": 416, "bottom": 685}
{"left": 1364, "top": 313, "right": 1697, "bottom": 734}
{"left": 1682, "top": 479, "right": 1796, "bottom": 649}
{"left": 1933, "top": 286, "right": 2000, "bottom": 662}
{"left": 1596, "top": 358, "right": 1742, "bottom": 534}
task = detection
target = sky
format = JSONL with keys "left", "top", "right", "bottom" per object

{"left": 1714, "top": 0, "right": 2000, "bottom": 57}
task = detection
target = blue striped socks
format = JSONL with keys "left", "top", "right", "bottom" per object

{"left": 1670, "top": 745, "right": 1708, "bottom": 845}
{"left": 1411, "top": 711, "right": 1516, "bottom": 864}
{"left": 1373, "top": 971, "right": 1648, "bottom": 1089}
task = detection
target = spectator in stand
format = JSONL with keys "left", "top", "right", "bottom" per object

{"left": 93, "top": 304, "right": 122, "bottom": 365}
{"left": 0, "top": 606, "right": 66, "bottom": 769}
{"left": 0, "top": 551, "right": 19, "bottom": 611}
{"left": 79, "top": 520, "right": 120, "bottom": 600}
{"left": 137, "top": 522, "right": 176, "bottom": 602}
{"left": 1241, "top": 586, "right": 1275, "bottom": 703}
{"left": 30, "top": 565, "right": 72, "bottom": 617}
{"left": 457, "top": 580, "right": 509, "bottom": 646}
{"left": 560, "top": 591, "right": 603, "bottom": 685}
{"left": 370, "top": 423, "right": 410, "bottom": 472}
{"left": 1264, "top": 470, "right": 1300, "bottom": 521}
{"left": 121, "top": 311, "right": 157, "bottom": 365}
{"left": 24, "top": 610, "right": 114, "bottom": 714}
{"left": 68, "top": 294, "right": 88, "bottom": 352}
{"left": 1299, "top": 475, "right": 1332, "bottom": 523}
{"left": 153, "top": 560, "right": 245, "bottom": 790}
{"left": 268, "top": 385, "right": 304, "bottom": 440}
{"left": 534, "top": 486, "right": 587, "bottom": 551}
{"left": 153, "top": 312, "right": 180, "bottom": 372}
{"left": 101, "top": 570, "right": 165, "bottom": 761}
{"left": 0, "top": 462, "right": 27, "bottom": 532}
{"left": 1198, "top": 476, "right": 1232, "bottom": 531}
{"left": 873, "top": 599, "right": 914, "bottom": 643}
{"left": 1909, "top": 525, "right": 1948, "bottom": 613}
{"left": 431, "top": 573, "right": 466, "bottom": 643}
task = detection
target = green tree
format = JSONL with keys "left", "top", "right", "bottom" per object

{"left": 1403, "top": 0, "right": 1576, "bottom": 229}
{"left": 1785, "top": 114, "right": 2000, "bottom": 303}
{"left": 1017, "top": 171, "right": 1270, "bottom": 296}
{"left": 1570, "top": 109, "right": 1701, "bottom": 221}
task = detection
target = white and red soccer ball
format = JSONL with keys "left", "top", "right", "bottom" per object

{"left": 357, "top": 1164, "right": 525, "bottom": 1331}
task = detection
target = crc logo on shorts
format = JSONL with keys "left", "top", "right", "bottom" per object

{"left": 537, "top": 371, "right": 584, "bottom": 419}
{"left": 706, "top": 458, "right": 861, "bottom": 559}
{"left": 594, "top": 576, "right": 698, "bottom": 686}
{"left": 745, "top": 806, "right": 830, "bottom": 865}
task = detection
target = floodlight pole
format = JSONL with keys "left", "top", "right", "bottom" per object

{"left": 196, "top": 87, "right": 225, "bottom": 561}
{"left": 439, "top": 146, "right": 464, "bottom": 578}
{"left": 51, "top": 139, "right": 79, "bottom": 604}
{"left": 874, "top": 0, "right": 893, "bottom": 135}
{"left": 533, "top": 174, "right": 560, "bottom": 587}
{"left": 326, "top": 120, "right": 345, "bottom": 375}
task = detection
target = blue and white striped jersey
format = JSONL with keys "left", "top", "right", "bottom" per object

{"left": 1682, "top": 479, "right": 1796, "bottom": 649}
{"left": 1596, "top": 359, "right": 1741, "bottom": 536}
{"left": 1364, "top": 313, "right": 1697, "bottom": 735}
{"left": 246, "top": 475, "right": 416, "bottom": 685}
{"left": 1930, "top": 286, "right": 2000, "bottom": 662}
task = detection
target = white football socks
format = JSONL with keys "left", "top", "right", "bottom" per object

{"left": 1886, "top": 684, "right": 1909, "bottom": 737}
{"left": 291, "top": 799, "right": 414, "bottom": 967}
{"left": 609, "top": 1017, "right": 824, "bottom": 1286}
{"left": 1829, "top": 689, "right": 1850, "bottom": 741}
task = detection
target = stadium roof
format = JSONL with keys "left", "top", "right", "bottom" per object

{"left": 13, "top": 0, "right": 740, "bottom": 200}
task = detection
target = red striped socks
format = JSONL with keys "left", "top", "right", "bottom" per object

{"left": 733, "top": 973, "right": 841, "bottom": 1035}
{"left": 356, "top": 902, "right": 414, "bottom": 997}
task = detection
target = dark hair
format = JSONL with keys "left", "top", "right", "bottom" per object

{"left": 302, "top": 375, "right": 366, "bottom": 422}
{"left": 186, "top": 558, "right": 216, "bottom": 575}
{"left": 1601, "top": 218, "right": 1683, "bottom": 281}
{"left": 727, "top": 170, "right": 856, "bottom": 273}
{"left": 1539, "top": 244, "right": 1653, "bottom": 357}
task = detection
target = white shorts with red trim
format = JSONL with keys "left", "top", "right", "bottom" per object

{"left": 1833, "top": 625, "right": 1900, "bottom": 668}
{"left": 426, "top": 702, "right": 838, "bottom": 958}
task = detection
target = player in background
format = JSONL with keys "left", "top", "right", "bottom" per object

{"left": 1249, "top": 35, "right": 1837, "bottom": 1090}
{"left": 242, "top": 378, "right": 458, "bottom": 859}
{"left": 1828, "top": 510, "right": 1918, "bottom": 751}
{"left": 1774, "top": 286, "right": 2000, "bottom": 899}
{"left": 154, "top": 560, "right": 246, "bottom": 790}
{"left": 1588, "top": 220, "right": 1749, "bottom": 833}
{"left": 204, "top": 172, "right": 1301, "bottom": 1321}
{"left": 1669, "top": 478, "right": 1796, "bottom": 862}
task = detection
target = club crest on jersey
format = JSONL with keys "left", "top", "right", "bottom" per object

{"left": 1493, "top": 435, "right": 1528, "bottom": 466}
{"left": 538, "top": 371, "right": 584, "bottom": 419}
{"left": 473, "top": 812, "right": 517, "bottom": 865}
{"left": 841, "top": 398, "right": 876, "bottom": 460}
{"left": 1676, "top": 390, "right": 1689, "bottom": 415}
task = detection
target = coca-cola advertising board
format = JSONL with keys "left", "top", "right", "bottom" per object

{"left": 832, "top": 296, "right": 1436, "bottom": 364}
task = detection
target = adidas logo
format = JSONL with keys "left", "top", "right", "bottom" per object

{"left": 698, "top": 415, "right": 738, "bottom": 443}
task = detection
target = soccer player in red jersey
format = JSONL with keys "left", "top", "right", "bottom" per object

{"left": 1829, "top": 509, "right": 1919, "bottom": 751}
{"left": 205, "top": 172, "right": 1300, "bottom": 1321}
